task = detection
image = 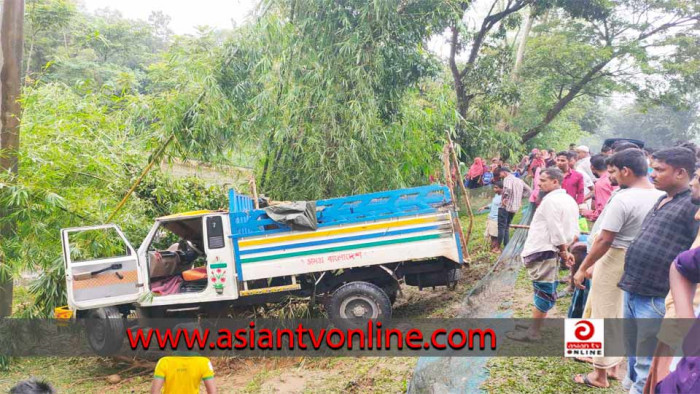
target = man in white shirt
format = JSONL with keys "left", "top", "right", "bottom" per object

{"left": 571, "top": 150, "right": 595, "bottom": 209}
{"left": 576, "top": 145, "right": 596, "bottom": 180}
{"left": 508, "top": 168, "right": 579, "bottom": 342}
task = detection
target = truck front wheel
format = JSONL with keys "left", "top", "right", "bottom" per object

{"left": 327, "top": 281, "right": 391, "bottom": 329}
{"left": 85, "top": 306, "right": 125, "bottom": 356}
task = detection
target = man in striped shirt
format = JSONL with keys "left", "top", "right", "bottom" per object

{"left": 498, "top": 167, "right": 532, "bottom": 247}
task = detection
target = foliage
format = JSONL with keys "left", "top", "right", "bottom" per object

{"left": 0, "top": 82, "right": 233, "bottom": 317}
{"left": 27, "top": 4, "right": 171, "bottom": 91}
{"left": 519, "top": 0, "right": 700, "bottom": 142}
{"left": 216, "top": 0, "right": 454, "bottom": 200}
{"left": 23, "top": 0, "right": 76, "bottom": 79}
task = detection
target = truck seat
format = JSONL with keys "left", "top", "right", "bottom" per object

{"left": 182, "top": 267, "right": 207, "bottom": 281}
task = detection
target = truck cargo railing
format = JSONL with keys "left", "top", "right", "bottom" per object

{"left": 228, "top": 185, "right": 452, "bottom": 238}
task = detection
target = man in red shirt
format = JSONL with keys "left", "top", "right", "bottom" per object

{"left": 556, "top": 151, "right": 584, "bottom": 204}
{"left": 581, "top": 154, "right": 617, "bottom": 221}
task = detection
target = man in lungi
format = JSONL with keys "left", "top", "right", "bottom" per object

{"left": 572, "top": 148, "right": 664, "bottom": 388}
{"left": 508, "top": 167, "right": 579, "bottom": 342}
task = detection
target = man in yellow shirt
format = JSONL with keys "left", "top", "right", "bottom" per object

{"left": 151, "top": 323, "right": 217, "bottom": 394}
{"left": 151, "top": 354, "right": 216, "bottom": 394}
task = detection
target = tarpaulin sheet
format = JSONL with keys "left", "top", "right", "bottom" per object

{"left": 264, "top": 201, "right": 318, "bottom": 231}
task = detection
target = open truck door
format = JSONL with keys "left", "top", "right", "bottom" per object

{"left": 61, "top": 224, "right": 144, "bottom": 310}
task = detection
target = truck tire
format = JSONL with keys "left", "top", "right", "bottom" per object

{"left": 85, "top": 307, "right": 125, "bottom": 356}
{"left": 327, "top": 281, "right": 391, "bottom": 329}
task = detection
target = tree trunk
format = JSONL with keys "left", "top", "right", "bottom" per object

{"left": 511, "top": 8, "right": 534, "bottom": 82}
{"left": 449, "top": 0, "right": 531, "bottom": 125}
{"left": 521, "top": 59, "right": 611, "bottom": 143}
{"left": 448, "top": 26, "right": 468, "bottom": 122}
{"left": 0, "top": 0, "right": 24, "bottom": 318}
{"left": 497, "top": 7, "right": 534, "bottom": 130}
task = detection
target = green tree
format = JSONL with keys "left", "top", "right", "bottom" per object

{"left": 520, "top": 0, "right": 700, "bottom": 142}
{"left": 23, "top": 0, "right": 75, "bottom": 80}
{"left": 215, "top": 0, "right": 453, "bottom": 199}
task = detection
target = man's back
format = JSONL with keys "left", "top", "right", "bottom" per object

{"left": 153, "top": 356, "right": 215, "bottom": 394}
{"left": 503, "top": 174, "right": 530, "bottom": 213}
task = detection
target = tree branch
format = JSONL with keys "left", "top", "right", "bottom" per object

{"left": 521, "top": 58, "right": 612, "bottom": 142}
{"left": 637, "top": 16, "right": 699, "bottom": 42}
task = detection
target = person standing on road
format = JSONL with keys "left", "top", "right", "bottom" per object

{"left": 581, "top": 154, "right": 617, "bottom": 221}
{"left": 151, "top": 323, "right": 217, "bottom": 394}
{"left": 556, "top": 151, "right": 585, "bottom": 205}
{"left": 617, "top": 147, "right": 699, "bottom": 394}
{"left": 575, "top": 145, "right": 596, "bottom": 181}
{"left": 507, "top": 168, "right": 578, "bottom": 342}
{"left": 572, "top": 149, "right": 665, "bottom": 389}
{"left": 497, "top": 167, "right": 532, "bottom": 248}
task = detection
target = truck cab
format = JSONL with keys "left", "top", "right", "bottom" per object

{"left": 61, "top": 211, "right": 241, "bottom": 313}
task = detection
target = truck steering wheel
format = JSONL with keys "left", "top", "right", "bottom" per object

{"left": 184, "top": 239, "right": 204, "bottom": 256}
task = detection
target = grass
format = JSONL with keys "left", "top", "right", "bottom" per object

{"left": 482, "top": 263, "right": 626, "bottom": 393}
{"left": 12, "top": 286, "right": 35, "bottom": 315}
{"left": 0, "top": 357, "right": 153, "bottom": 393}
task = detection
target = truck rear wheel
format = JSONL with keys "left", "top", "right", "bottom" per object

{"left": 85, "top": 307, "right": 125, "bottom": 356}
{"left": 327, "top": 281, "right": 391, "bottom": 329}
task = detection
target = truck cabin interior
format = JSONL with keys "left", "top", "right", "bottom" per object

{"left": 147, "top": 217, "right": 209, "bottom": 296}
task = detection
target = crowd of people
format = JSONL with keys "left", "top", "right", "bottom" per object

{"left": 494, "top": 140, "right": 700, "bottom": 393}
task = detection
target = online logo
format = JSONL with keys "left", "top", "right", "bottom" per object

{"left": 564, "top": 319, "right": 604, "bottom": 358}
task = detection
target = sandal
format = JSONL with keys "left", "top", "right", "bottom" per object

{"left": 573, "top": 373, "right": 609, "bottom": 389}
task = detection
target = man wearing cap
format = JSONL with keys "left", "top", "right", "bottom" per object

{"left": 576, "top": 145, "right": 596, "bottom": 181}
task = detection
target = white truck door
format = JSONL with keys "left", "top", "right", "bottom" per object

{"left": 61, "top": 224, "right": 143, "bottom": 309}
{"left": 203, "top": 214, "right": 238, "bottom": 299}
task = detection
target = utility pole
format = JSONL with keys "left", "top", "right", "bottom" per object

{"left": 0, "top": 0, "right": 24, "bottom": 317}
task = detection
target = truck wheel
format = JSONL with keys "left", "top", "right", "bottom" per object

{"left": 85, "top": 307, "right": 125, "bottom": 356}
{"left": 327, "top": 281, "right": 391, "bottom": 328}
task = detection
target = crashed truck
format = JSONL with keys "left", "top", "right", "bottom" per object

{"left": 57, "top": 185, "right": 465, "bottom": 354}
